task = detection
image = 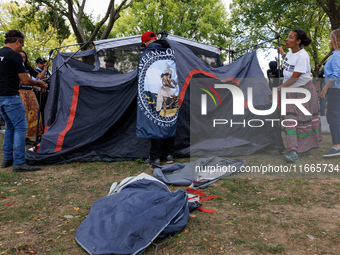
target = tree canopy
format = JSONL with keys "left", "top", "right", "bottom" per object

{"left": 2, "top": 0, "right": 337, "bottom": 74}
{"left": 0, "top": 2, "right": 74, "bottom": 62}
{"left": 111, "top": 0, "right": 231, "bottom": 51}
{"left": 25, "top": 0, "right": 132, "bottom": 43}
{"left": 229, "top": 0, "right": 338, "bottom": 76}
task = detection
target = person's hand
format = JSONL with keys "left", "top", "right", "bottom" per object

{"left": 320, "top": 87, "right": 327, "bottom": 100}
{"left": 269, "top": 91, "right": 273, "bottom": 100}
{"left": 38, "top": 80, "right": 48, "bottom": 89}
{"left": 276, "top": 46, "right": 285, "bottom": 55}
{"left": 34, "top": 86, "right": 47, "bottom": 93}
{"left": 43, "top": 61, "right": 50, "bottom": 69}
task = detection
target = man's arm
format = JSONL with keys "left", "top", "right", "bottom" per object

{"left": 18, "top": 73, "right": 48, "bottom": 89}
{"left": 36, "top": 62, "right": 50, "bottom": 79}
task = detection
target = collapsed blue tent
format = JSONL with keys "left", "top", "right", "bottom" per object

{"left": 26, "top": 34, "right": 284, "bottom": 164}
{"left": 75, "top": 178, "right": 189, "bottom": 255}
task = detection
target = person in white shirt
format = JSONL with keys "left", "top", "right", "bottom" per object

{"left": 275, "top": 29, "right": 322, "bottom": 163}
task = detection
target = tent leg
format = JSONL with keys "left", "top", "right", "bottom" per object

{"left": 34, "top": 91, "right": 42, "bottom": 152}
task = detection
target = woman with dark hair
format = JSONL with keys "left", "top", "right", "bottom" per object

{"left": 275, "top": 29, "right": 322, "bottom": 163}
{"left": 19, "top": 50, "right": 44, "bottom": 145}
{"left": 320, "top": 28, "right": 340, "bottom": 157}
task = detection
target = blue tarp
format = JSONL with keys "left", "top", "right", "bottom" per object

{"left": 75, "top": 179, "right": 189, "bottom": 255}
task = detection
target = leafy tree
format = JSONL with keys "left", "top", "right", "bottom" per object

{"left": 111, "top": 0, "right": 231, "bottom": 53}
{"left": 229, "top": 0, "right": 336, "bottom": 76}
{"left": 26, "top": 0, "right": 133, "bottom": 44}
{"left": 315, "top": 0, "right": 340, "bottom": 30}
{"left": 0, "top": 2, "right": 75, "bottom": 62}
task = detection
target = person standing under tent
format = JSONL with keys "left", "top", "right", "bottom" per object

{"left": 320, "top": 28, "right": 340, "bottom": 157}
{"left": 0, "top": 30, "right": 48, "bottom": 172}
{"left": 137, "top": 31, "right": 178, "bottom": 166}
{"left": 275, "top": 29, "right": 322, "bottom": 163}
{"left": 35, "top": 57, "right": 51, "bottom": 80}
{"left": 267, "top": 59, "right": 283, "bottom": 90}
{"left": 35, "top": 57, "right": 51, "bottom": 125}
{"left": 19, "top": 51, "right": 45, "bottom": 146}
{"left": 104, "top": 58, "right": 119, "bottom": 72}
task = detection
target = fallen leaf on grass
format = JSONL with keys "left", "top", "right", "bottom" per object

{"left": 63, "top": 215, "right": 74, "bottom": 219}
{"left": 46, "top": 238, "right": 53, "bottom": 242}
{"left": 203, "top": 238, "right": 208, "bottom": 242}
{"left": 15, "top": 231, "right": 24, "bottom": 234}
{"left": 73, "top": 207, "right": 79, "bottom": 211}
{"left": 5, "top": 202, "right": 15, "bottom": 206}
{"left": 306, "top": 234, "right": 315, "bottom": 240}
{"left": 271, "top": 210, "right": 282, "bottom": 214}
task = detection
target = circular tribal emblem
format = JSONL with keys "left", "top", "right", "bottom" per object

{"left": 138, "top": 52, "right": 179, "bottom": 127}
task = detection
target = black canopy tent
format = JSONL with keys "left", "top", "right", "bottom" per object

{"left": 26, "top": 33, "right": 284, "bottom": 165}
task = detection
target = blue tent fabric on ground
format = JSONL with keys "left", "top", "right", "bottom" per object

{"left": 75, "top": 179, "right": 189, "bottom": 255}
{"left": 153, "top": 156, "right": 246, "bottom": 187}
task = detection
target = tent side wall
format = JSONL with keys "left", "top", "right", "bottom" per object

{"left": 26, "top": 36, "right": 284, "bottom": 165}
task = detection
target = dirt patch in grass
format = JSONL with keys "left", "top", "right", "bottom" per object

{"left": 0, "top": 134, "right": 339, "bottom": 254}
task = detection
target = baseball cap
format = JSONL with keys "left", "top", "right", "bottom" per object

{"left": 36, "top": 57, "right": 47, "bottom": 63}
{"left": 141, "top": 31, "right": 157, "bottom": 46}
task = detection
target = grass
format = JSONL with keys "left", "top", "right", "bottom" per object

{"left": 0, "top": 133, "right": 339, "bottom": 254}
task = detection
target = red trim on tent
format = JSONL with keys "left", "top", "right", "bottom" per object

{"left": 178, "top": 69, "right": 217, "bottom": 109}
{"left": 178, "top": 69, "right": 248, "bottom": 109}
{"left": 54, "top": 86, "right": 80, "bottom": 152}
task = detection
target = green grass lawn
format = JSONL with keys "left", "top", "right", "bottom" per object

{"left": 0, "top": 133, "right": 339, "bottom": 254}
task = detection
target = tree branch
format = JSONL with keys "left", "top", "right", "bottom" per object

{"left": 39, "top": 0, "right": 68, "bottom": 16}
{"left": 100, "top": 0, "right": 131, "bottom": 40}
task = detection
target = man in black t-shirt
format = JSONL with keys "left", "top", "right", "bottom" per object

{"left": 0, "top": 30, "right": 48, "bottom": 172}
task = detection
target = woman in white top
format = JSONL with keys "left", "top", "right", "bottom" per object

{"left": 276, "top": 29, "right": 322, "bottom": 163}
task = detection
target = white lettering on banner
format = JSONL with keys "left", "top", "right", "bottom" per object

{"left": 139, "top": 49, "right": 175, "bottom": 70}
{"left": 202, "top": 85, "right": 312, "bottom": 116}
{"left": 0, "top": 56, "right": 4, "bottom": 61}
{"left": 213, "top": 119, "right": 298, "bottom": 127}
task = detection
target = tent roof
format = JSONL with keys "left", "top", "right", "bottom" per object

{"left": 93, "top": 34, "right": 220, "bottom": 56}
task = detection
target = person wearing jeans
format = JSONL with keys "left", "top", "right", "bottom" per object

{"left": 0, "top": 96, "right": 27, "bottom": 165}
{"left": 0, "top": 30, "right": 48, "bottom": 172}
